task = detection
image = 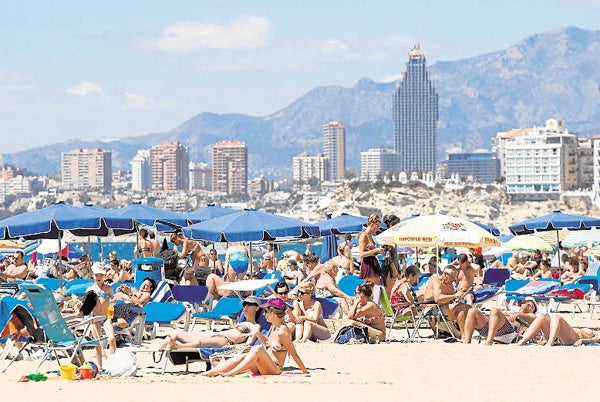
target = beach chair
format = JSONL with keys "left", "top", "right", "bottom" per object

{"left": 380, "top": 290, "right": 413, "bottom": 339}
{"left": 133, "top": 257, "right": 165, "bottom": 289}
{"left": 172, "top": 285, "right": 209, "bottom": 312}
{"left": 34, "top": 277, "right": 61, "bottom": 291}
{"left": 571, "top": 276, "right": 600, "bottom": 318}
{"left": 316, "top": 297, "right": 340, "bottom": 319}
{"left": 337, "top": 275, "right": 364, "bottom": 296}
{"left": 0, "top": 296, "right": 43, "bottom": 365}
{"left": 4, "top": 283, "right": 106, "bottom": 373}
{"left": 407, "top": 285, "right": 460, "bottom": 342}
{"left": 189, "top": 297, "right": 243, "bottom": 331}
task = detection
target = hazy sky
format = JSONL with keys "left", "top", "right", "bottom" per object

{"left": 1, "top": 0, "right": 599, "bottom": 153}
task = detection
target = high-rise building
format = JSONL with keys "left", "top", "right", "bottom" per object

{"left": 150, "top": 142, "right": 188, "bottom": 192}
{"left": 212, "top": 140, "right": 248, "bottom": 195}
{"left": 292, "top": 153, "right": 327, "bottom": 185}
{"left": 61, "top": 148, "right": 112, "bottom": 192}
{"left": 189, "top": 162, "right": 212, "bottom": 191}
{"left": 130, "top": 149, "right": 151, "bottom": 192}
{"left": 494, "top": 119, "right": 578, "bottom": 200}
{"left": 393, "top": 43, "right": 439, "bottom": 174}
{"left": 360, "top": 148, "right": 400, "bottom": 181}
{"left": 323, "top": 121, "right": 346, "bottom": 181}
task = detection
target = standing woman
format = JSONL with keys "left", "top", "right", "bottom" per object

{"left": 381, "top": 214, "right": 401, "bottom": 296}
{"left": 224, "top": 242, "right": 251, "bottom": 281}
{"left": 358, "top": 214, "right": 384, "bottom": 285}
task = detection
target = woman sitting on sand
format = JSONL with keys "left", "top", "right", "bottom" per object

{"left": 163, "top": 296, "right": 263, "bottom": 349}
{"left": 203, "top": 298, "right": 308, "bottom": 377}
{"left": 292, "top": 282, "right": 330, "bottom": 342}
{"left": 517, "top": 314, "right": 599, "bottom": 346}
{"left": 330, "top": 281, "right": 386, "bottom": 343}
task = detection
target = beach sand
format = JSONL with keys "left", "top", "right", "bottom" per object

{"left": 1, "top": 312, "right": 599, "bottom": 402}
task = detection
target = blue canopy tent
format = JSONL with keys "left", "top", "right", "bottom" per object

{"left": 182, "top": 209, "right": 320, "bottom": 276}
{"left": 185, "top": 205, "right": 237, "bottom": 224}
{"left": 509, "top": 210, "right": 600, "bottom": 269}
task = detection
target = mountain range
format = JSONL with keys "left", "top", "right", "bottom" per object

{"left": 5, "top": 26, "right": 600, "bottom": 178}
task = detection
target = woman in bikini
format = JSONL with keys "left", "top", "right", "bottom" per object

{"left": 389, "top": 265, "right": 420, "bottom": 319}
{"left": 203, "top": 297, "right": 308, "bottom": 377}
{"left": 331, "top": 281, "right": 386, "bottom": 343}
{"left": 113, "top": 277, "right": 156, "bottom": 307}
{"left": 135, "top": 228, "right": 154, "bottom": 258}
{"left": 170, "top": 231, "right": 207, "bottom": 285}
{"left": 359, "top": 214, "right": 384, "bottom": 285}
{"left": 162, "top": 296, "right": 263, "bottom": 349}
{"left": 517, "top": 314, "right": 600, "bottom": 347}
{"left": 292, "top": 281, "right": 330, "bottom": 342}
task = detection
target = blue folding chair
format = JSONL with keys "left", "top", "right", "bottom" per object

{"left": 133, "top": 257, "right": 165, "bottom": 289}
{"left": 190, "top": 297, "right": 243, "bottom": 331}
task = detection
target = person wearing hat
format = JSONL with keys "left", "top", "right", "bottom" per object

{"left": 292, "top": 282, "right": 330, "bottom": 342}
{"left": 260, "top": 251, "right": 275, "bottom": 271}
{"left": 162, "top": 295, "right": 263, "bottom": 349}
{"left": 203, "top": 297, "right": 308, "bottom": 377}
{"left": 284, "top": 257, "right": 305, "bottom": 286}
{"left": 462, "top": 298, "right": 538, "bottom": 345}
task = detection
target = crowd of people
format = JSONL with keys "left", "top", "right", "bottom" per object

{"left": 2, "top": 213, "right": 600, "bottom": 378}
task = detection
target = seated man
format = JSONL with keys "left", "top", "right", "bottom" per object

{"left": 462, "top": 298, "right": 538, "bottom": 344}
{"left": 423, "top": 265, "right": 470, "bottom": 334}
{"left": 0, "top": 251, "right": 28, "bottom": 282}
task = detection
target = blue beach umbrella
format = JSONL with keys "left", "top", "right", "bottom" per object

{"left": 509, "top": 210, "right": 600, "bottom": 269}
{"left": 320, "top": 234, "right": 339, "bottom": 264}
{"left": 473, "top": 221, "right": 501, "bottom": 236}
{"left": 109, "top": 202, "right": 190, "bottom": 234}
{"left": 315, "top": 213, "right": 368, "bottom": 236}
{"left": 182, "top": 209, "right": 320, "bottom": 243}
{"left": 185, "top": 205, "right": 237, "bottom": 224}
{"left": 0, "top": 202, "right": 108, "bottom": 240}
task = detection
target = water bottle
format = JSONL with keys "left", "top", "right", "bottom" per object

{"left": 375, "top": 334, "right": 380, "bottom": 344}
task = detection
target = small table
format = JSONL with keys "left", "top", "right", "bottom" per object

{"left": 218, "top": 278, "right": 278, "bottom": 298}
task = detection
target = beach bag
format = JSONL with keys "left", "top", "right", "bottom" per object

{"left": 359, "top": 256, "right": 381, "bottom": 279}
{"left": 194, "top": 265, "right": 212, "bottom": 286}
{"left": 158, "top": 249, "right": 181, "bottom": 282}
{"left": 334, "top": 325, "right": 370, "bottom": 344}
{"left": 104, "top": 349, "right": 137, "bottom": 377}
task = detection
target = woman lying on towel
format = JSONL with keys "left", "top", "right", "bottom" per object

{"left": 162, "top": 296, "right": 263, "bottom": 350}
{"left": 517, "top": 314, "right": 600, "bottom": 347}
{"left": 203, "top": 297, "right": 308, "bottom": 376}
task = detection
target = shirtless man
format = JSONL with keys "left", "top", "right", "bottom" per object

{"left": 462, "top": 299, "right": 538, "bottom": 344}
{"left": 0, "top": 251, "right": 28, "bottom": 282}
{"left": 423, "top": 265, "right": 470, "bottom": 324}
{"left": 454, "top": 253, "right": 478, "bottom": 306}
{"left": 148, "top": 231, "right": 161, "bottom": 256}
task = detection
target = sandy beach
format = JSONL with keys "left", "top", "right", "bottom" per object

{"left": 2, "top": 311, "right": 599, "bottom": 402}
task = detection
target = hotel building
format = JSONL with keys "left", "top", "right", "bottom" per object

{"left": 323, "top": 121, "right": 346, "bottom": 181}
{"left": 61, "top": 148, "right": 112, "bottom": 192}
{"left": 212, "top": 140, "right": 248, "bottom": 195}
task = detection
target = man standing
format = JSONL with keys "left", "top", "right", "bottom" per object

{"left": 455, "top": 253, "right": 478, "bottom": 306}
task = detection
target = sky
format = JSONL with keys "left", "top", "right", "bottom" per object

{"left": 1, "top": 0, "right": 600, "bottom": 154}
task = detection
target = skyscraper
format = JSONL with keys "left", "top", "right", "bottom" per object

{"left": 130, "top": 149, "right": 151, "bottom": 191}
{"left": 150, "top": 142, "right": 188, "bottom": 192}
{"left": 393, "top": 43, "right": 438, "bottom": 173}
{"left": 323, "top": 121, "right": 346, "bottom": 181}
{"left": 212, "top": 140, "right": 248, "bottom": 195}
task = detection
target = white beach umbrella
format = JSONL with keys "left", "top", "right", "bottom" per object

{"left": 502, "top": 234, "right": 553, "bottom": 252}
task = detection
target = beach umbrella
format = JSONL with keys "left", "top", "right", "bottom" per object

{"left": 185, "top": 205, "right": 237, "bottom": 224}
{"left": 561, "top": 228, "right": 600, "bottom": 248}
{"left": 319, "top": 234, "right": 339, "bottom": 264}
{"left": 182, "top": 209, "right": 320, "bottom": 243}
{"left": 502, "top": 234, "right": 553, "bottom": 252}
{"left": 109, "top": 202, "right": 189, "bottom": 234}
{"left": 376, "top": 213, "right": 501, "bottom": 249}
{"left": 473, "top": 221, "right": 500, "bottom": 236}
{"left": 314, "top": 213, "right": 368, "bottom": 235}
{"left": 509, "top": 210, "right": 600, "bottom": 269}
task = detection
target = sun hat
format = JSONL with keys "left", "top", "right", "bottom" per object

{"left": 91, "top": 262, "right": 106, "bottom": 275}
{"left": 243, "top": 296, "right": 261, "bottom": 306}
{"left": 260, "top": 298, "right": 286, "bottom": 310}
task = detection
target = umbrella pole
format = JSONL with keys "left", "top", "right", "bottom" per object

{"left": 556, "top": 230, "right": 561, "bottom": 271}
{"left": 58, "top": 234, "right": 63, "bottom": 291}
{"left": 248, "top": 241, "right": 253, "bottom": 278}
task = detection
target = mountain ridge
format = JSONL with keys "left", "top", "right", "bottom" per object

{"left": 5, "top": 26, "right": 600, "bottom": 178}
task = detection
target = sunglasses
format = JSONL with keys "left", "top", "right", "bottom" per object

{"left": 297, "top": 290, "right": 307, "bottom": 296}
{"left": 276, "top": 290, "right": 289, "bottom": 295}
{"left": 243, "top": 303, "right": 259, "bottom": 307}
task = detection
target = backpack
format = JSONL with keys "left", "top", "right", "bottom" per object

{"left": 158, "top": 249, "right": 181, "bottom": 282}
{"left": 334, "top": 325, "right": 371, "bottom": 344}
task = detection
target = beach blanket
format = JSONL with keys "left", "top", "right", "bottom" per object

{"left": 512, "top": 280, "right": 559, "bottom": 296}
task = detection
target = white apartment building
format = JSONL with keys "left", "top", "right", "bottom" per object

{"left": 61, "top": 148, "right": 112, "bottom": 192}
{"left": 292, "top": 153, "right": 327, "bottom": 186}
{"left": 189, "top": 162, "right": 212, "bottom": 191}
{"left": 130, "top": 149, "right": 151, "bottom": 192}
{"left": 494, "top": 119, "right": 578, "bottom": 200}
{"left": 360, "top": 148, "right": 400, "bottom": 181}
{"left": 323, "top": 121, "right": 346, "bottom": 181}
{"left": 591, "top": 136, "right": 600, "bottom": 202}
